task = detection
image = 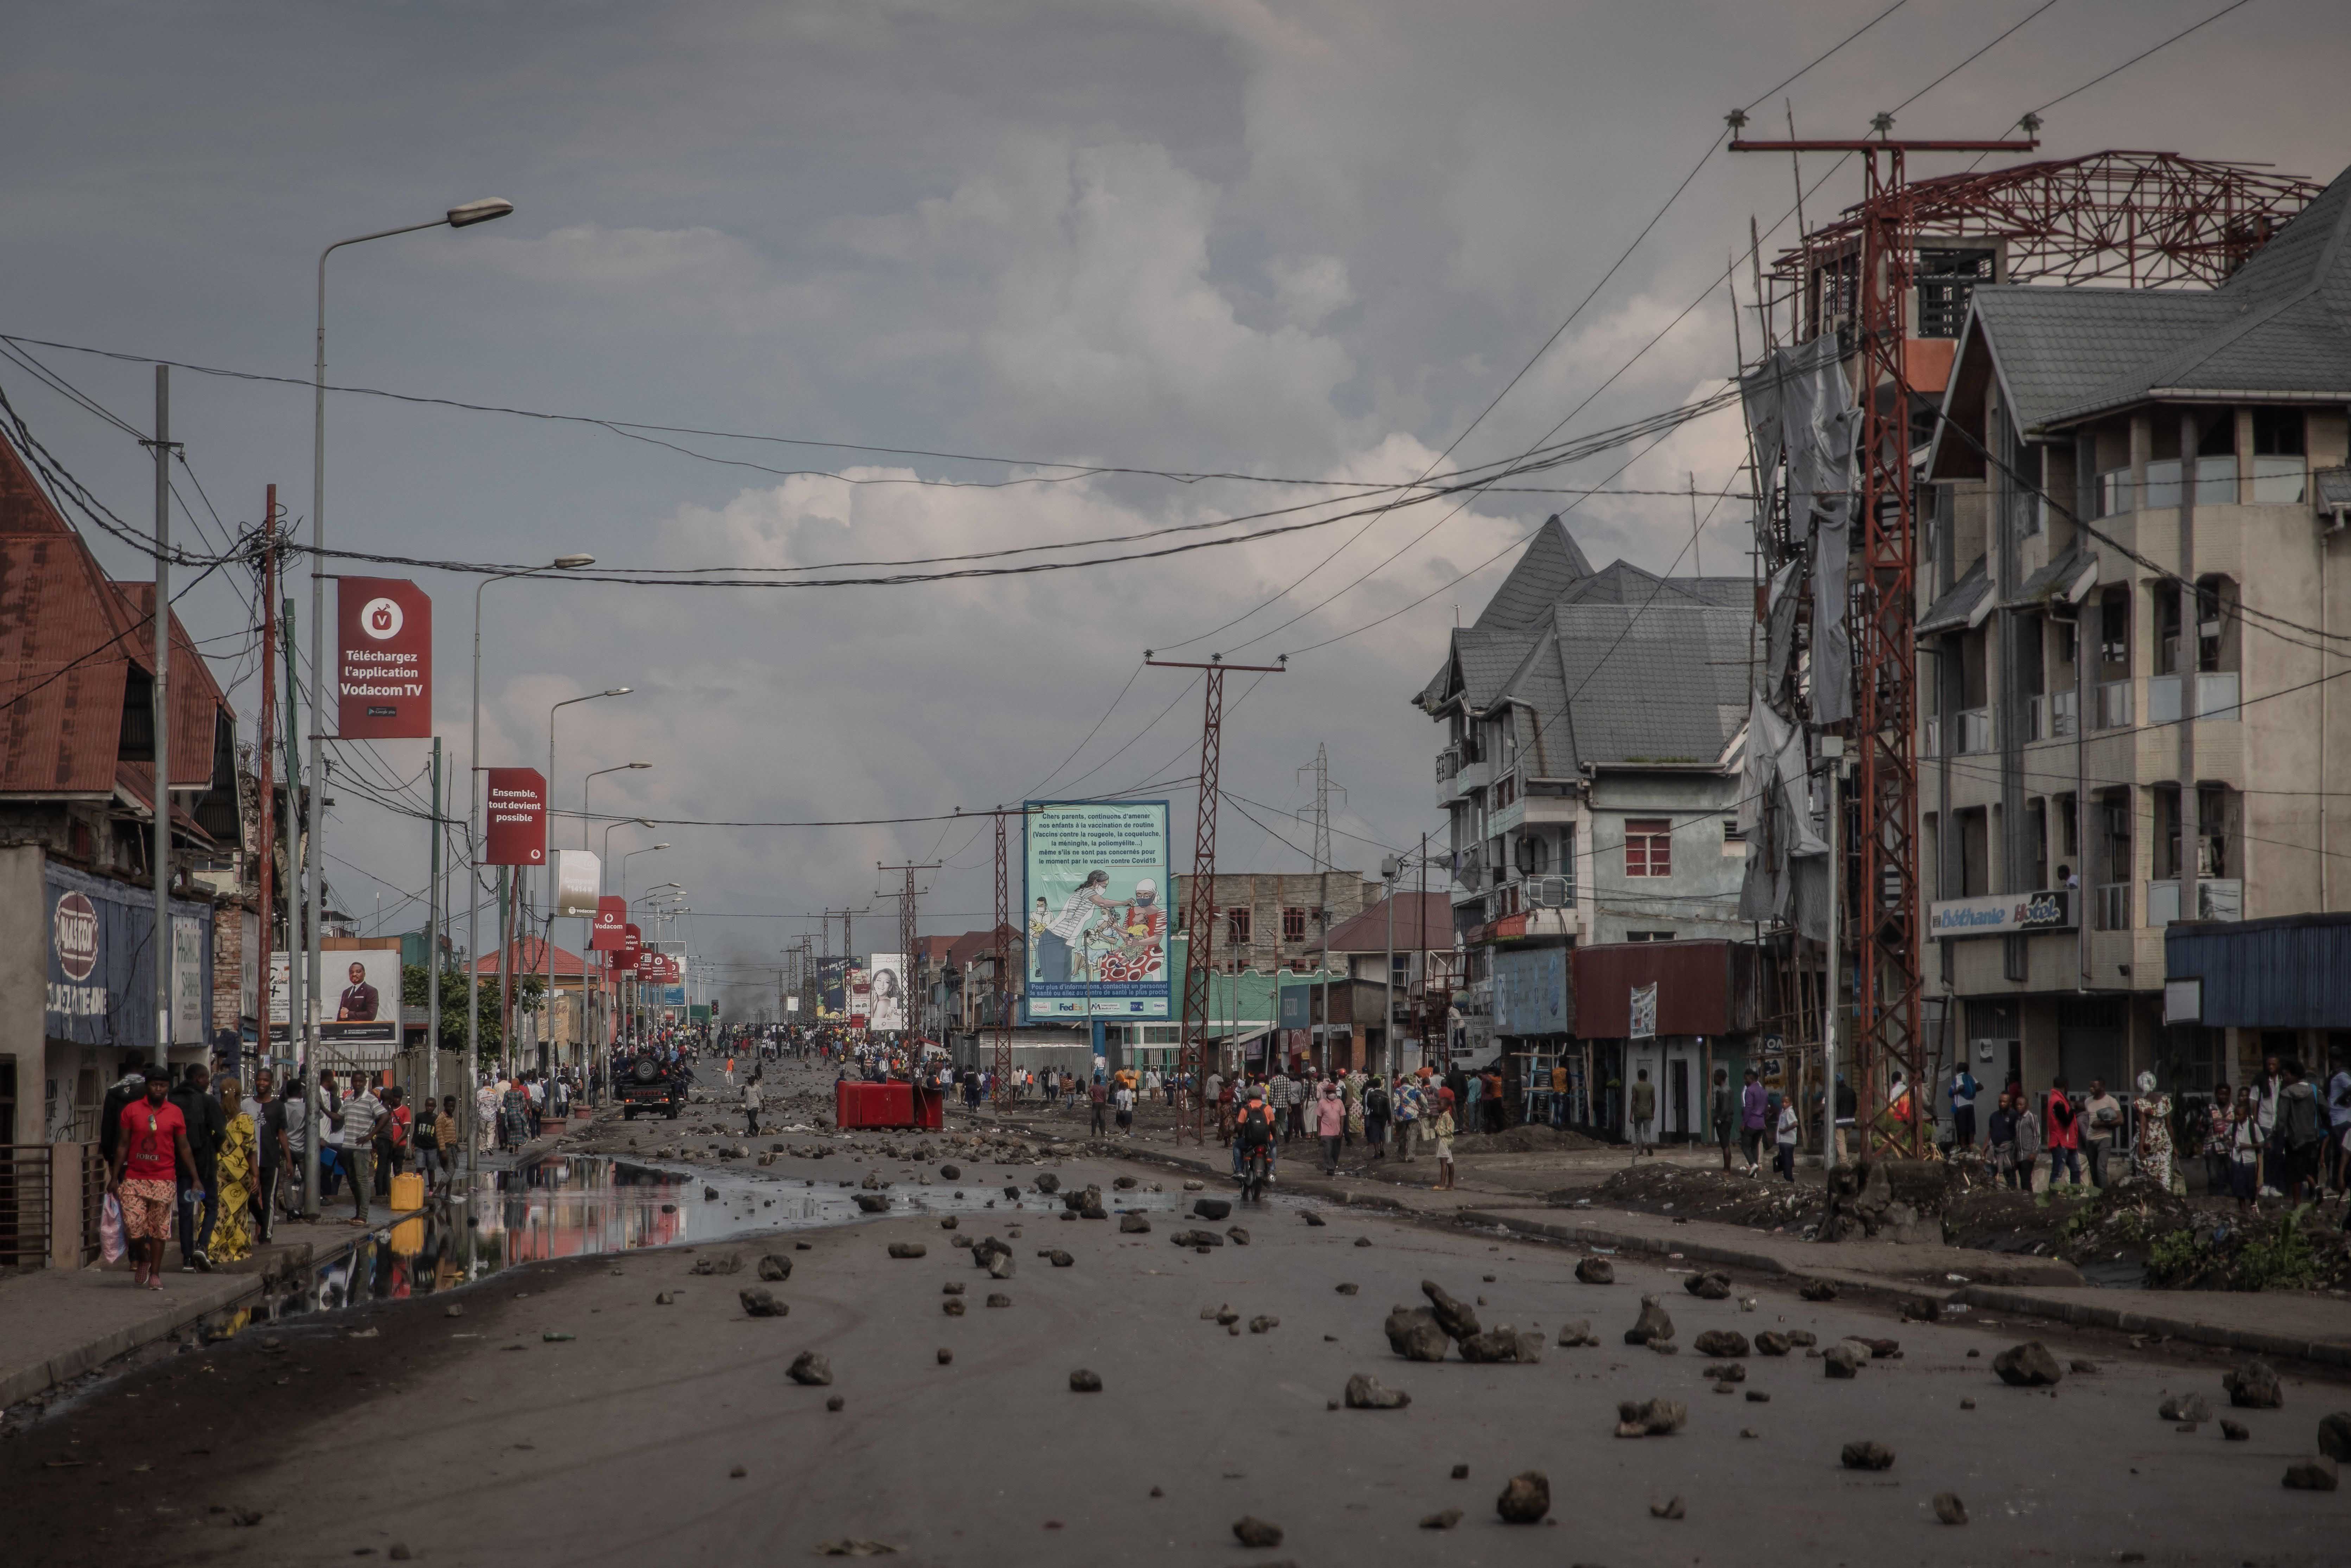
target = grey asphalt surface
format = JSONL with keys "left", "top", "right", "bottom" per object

{"left": 7, "top": 1058, "right": 2348, "bottom": 1567}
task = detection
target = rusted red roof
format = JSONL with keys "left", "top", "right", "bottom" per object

{"left": 946, "top": 925, "right": 1021, "bottom": 966}
{"left": 473, "top": 936, "right": 591, "bottom": 979}
{"left": 0, "top": 433, "right": 230, "bottom": 801}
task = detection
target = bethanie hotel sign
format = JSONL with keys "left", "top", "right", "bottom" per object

{"left": 1928, "top": 888, "right": 2076, "bottom": 939}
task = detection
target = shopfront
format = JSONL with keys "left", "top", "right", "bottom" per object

{"left": 1570, "top": 939, "right": 1755, "bottom": 1145}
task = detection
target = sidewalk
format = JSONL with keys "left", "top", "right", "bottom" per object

{"left": 1081, "top": 1130, "right": 2351, "bottom": 1372}
{"left": 0, "top": 1111, "right": 603, "bottom": 1414}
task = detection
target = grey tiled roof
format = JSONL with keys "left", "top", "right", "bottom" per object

{"left": 1541, "top": 602, "right": 1750, "bottom": 768}
{"left": 1918, "top": 556, "right": 1992, "bottom": 635}
{"left": 1473, "top": 514, "right": 1596, "bottom": 630}
{"left": 1554, "top": 558, "right": 1751, "bottom": 608}
{"left": 1453, "top": 626, "right": 1540, "bottom": 711}
{"left": 1971, "top": 160, "right": 2351, "bottom": 429}
{"left": 2008, "top": 542, "right": 2097, "bottom": 609}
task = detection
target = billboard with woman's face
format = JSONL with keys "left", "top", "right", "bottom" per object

{"left": 1023, "top": 800, "right": 1168, "bottom": 1022}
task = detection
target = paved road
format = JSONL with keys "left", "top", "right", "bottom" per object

{"left": 6, "top": 1058, "right": 2346, "bottom": 1566}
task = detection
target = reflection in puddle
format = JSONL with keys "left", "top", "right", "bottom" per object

{"left": 277, "top": 1155, "right": 1228, "bottom": 1323}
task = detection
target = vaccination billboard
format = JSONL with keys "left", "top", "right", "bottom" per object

{"left": 1023, "top": 799, "right": 1169, "bottom": 1022}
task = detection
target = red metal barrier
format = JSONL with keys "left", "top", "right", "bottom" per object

{"left": 835, "top": 1081, "right": 945, "bottom": 1130}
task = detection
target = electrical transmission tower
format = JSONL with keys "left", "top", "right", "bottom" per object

{"left": 1295, "top": 743, "right": 1346, "bottom": 874}
{"left": 879, "top": 860, "right": 938, "bottom": 1037}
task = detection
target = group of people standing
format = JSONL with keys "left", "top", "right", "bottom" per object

{"left": 1205, "top": 1062, "right": 1466, "bottom": 1191}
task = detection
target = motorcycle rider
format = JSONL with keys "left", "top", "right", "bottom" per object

{"left": 1233, "top": 1082, "right": 1279, "bottom": 1187}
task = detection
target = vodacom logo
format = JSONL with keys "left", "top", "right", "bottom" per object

{"left": 360, "top": 596, "right": 404, "bottom": 640}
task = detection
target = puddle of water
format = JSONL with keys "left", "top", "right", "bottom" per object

{"left": 262, "top": 1155, "right": 1262, "bottom": 1324}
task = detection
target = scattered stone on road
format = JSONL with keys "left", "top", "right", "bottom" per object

{"left": 987, "top": 1293, "right": 1011, "bottom": 1308}
{"left": 1119, "top": 1214, "right": 1151, "bottom": 1233}
{"left": 1994, "top": 1341, "right": 2063, "bottom": 1387}
{"left": 1194, "top": 1197, "right": 1232, "bottom": 1220}
{"left": 825, "top": 1394, "right": 845, "bottom": 1412}
{"left": 1049, "top": 1250, "right": 1074, "bottom": 1267}
{"left": 1227, "top": 1227, "right": 1251, "bottom": 1245}
{"left": 1554, "top": 1319, "right": 1597, "bottom": 1348}
{"left": 1650, "top": 1495, "right": 1685, "bottom": 1519}
{"left": 1615, "top": 1398, "right": 1686, "bottom": 1437}
{"left": 942, "top": 1299, "right": 965, "bottom": 1316}
{"left": 1344, "top": 1373, "right": 1411, "bottom": 1409}
{"left": 1754, "top": 1330, "right": 1792, "bottom": 1356}
{"left": 2225, "top": 1360, "right": 2284, "bottom": 1409}
{"left": 1624, "top": 1294, "right": 1674, "bottom": 1346}
{"left": 788, "top": 1351, "right": 834, "bottom": 1386}
{"left": 1575, "top": 1256, "right": 1615, "bottom": 1284}
{"left": 1335, "top": 1282, "right": 1359, "bottom": 1295}
{"left": 1249, "top": 1315, "right": 1279, "bottom": 1334}
{"left": 1419, "top": 1508, "right": 1462, "bottom": 1530}
{"left": 1842, "top": 1441, "right": 1896, "bottom": 1471}
{"left": 1301, "top": 1210, "right": 1325, "bottom": 1226}
{"left": 887, "top": 1243, "right": 927, "bottom": 1259}
{"left": 2282, "top": 1458, "right": 2339, "bottom": 1491}
{"left": 2160, "top": 1393, "right": 2212, "bottom": 1424}
{"left": 1684, "top": 1271, "right": 1731, "bottom": 1300}
{"left": 935, "top": 1348, "right": 952, "bottom": 1365}
{"left": 1933, "top": 1492, "right": 1967, "bottom": 1525}
{"left": 2319, "top": 1413, "right": 2351, "bottom": 1461}
{"left": 1231, "top": 1516, "right": 1284, "bottom": 1547}
{"left": 1070, "top": 1369, "right": 1102, "bottom": 1392}
{"left": 1823, "top": 1344, "right": 1864, "bottom": 1378}
{"left": 853, "top": 1193, "right": 889, "bottom": 1213}
{"left": 1799, "top": 1280, "right": 1838, "bottom": 1301}
{"left": 1495, "top": 1471, "right": 1551, "bottom": 1524}
{"left": 757, "top": 1255, "right": 791, "bottom": 1281}
{"left": 740, "top": 1289, "right": 788, "bottom": 1318}
{"left": 1694, "top": 1329, "right": 1749, "bottom": 1358}
{"left": 1421, "top": 1280, "right": 1481, "bottom": 1340}
{"left": 1384, "top": 1306, "right": 1450, "bottom": 1363}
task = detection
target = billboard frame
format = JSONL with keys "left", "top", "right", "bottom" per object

{"left": 1021, "top": 798, "right": 1171, "bottom": 1026}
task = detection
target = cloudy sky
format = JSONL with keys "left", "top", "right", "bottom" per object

{"left": 6, "top": 0, "right": 2345, "bottom": 1012}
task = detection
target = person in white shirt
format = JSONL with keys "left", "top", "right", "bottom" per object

{"left": 1773, "top": 1100, "right": 1800, "bottom": 1182}
{"left": 1113, "top": 1083, "right": 1136, "bottom": 1136}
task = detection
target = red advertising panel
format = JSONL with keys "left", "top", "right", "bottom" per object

{"left": 336, "top": 578, "right": 433, "bottom": 738}
{"left": 484, "top": 768, "right": 547, "bottom": 865}
{"left": 615, "top": 923, "right": 642, "bottom": 971}
{"left": 589, "top": 896, "right": 627, "bottom": 950}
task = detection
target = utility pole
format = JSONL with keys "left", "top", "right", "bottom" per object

{"left": 878, "top": 862, "right": 938, "bottom": 1038}
{"left": 146, "top": 366, "right": 177, "bottom": 1061}
{"left": 1295, "top": 743, "right": 1342, "bottom": 873}
{"left": 1146, "top": 652, "right": 1286, "bottom": 1142}
{"left": 426, "top": 736, "right": 443, "bottom": 1106}
{"left": 994, "top": 810, "right": 1014, "bottom": 1105}
{"left": 282, "top": 592, "right": 316, "bottom": 1215}
{"left": 255, "top": 487, "right": 278, "bottom": 1081}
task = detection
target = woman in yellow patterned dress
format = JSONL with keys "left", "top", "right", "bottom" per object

{"left": 209, "top": 1077, "right": 258, "bottom": 1265}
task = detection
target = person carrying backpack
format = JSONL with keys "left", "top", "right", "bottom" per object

{"left": 2272, "top": 1059, "right": 2326, "bottom": 1203}
{"left": 1364, "top": 1077, "right": 1391, "bottom": 1157}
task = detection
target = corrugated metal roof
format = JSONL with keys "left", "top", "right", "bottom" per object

{"left": 1304, "top": 892, "right": 1451, "bottom": 956}
{"left": 2166, "top": 913, "right": 2351, "bottom": 1029}
{"left": 1919, "top": 556, "right": 1994, "bottom": 634}
{"left": 0, "top": 434, "right": 231, "bottom": 800}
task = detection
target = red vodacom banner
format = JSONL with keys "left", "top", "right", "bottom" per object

{"left": 589, "top": 896, "right": 627, "bottom": 950}
{"left": 484, "top": 768, "right": 547, "bottom": 865}
{"left": 616, "top": 924, "right": 643, "bottom": 971}
{"left": 336, "top": 578, "right": 433, "bottom": 738}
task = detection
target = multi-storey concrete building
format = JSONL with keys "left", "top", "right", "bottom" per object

{"left": 1923, "top": 161, "right": 2351, "bottom": 1100}
{"left": 1414, "top": 517, "right": 1753, "bottom": 1066}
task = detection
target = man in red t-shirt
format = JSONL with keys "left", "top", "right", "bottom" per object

{"left": 111, "top": 1065, "right": 198, "bottom": 1290}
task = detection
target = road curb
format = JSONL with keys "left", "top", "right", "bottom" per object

{"left": 1950, "top": 1284, "right": 2351, "bottom": 1370}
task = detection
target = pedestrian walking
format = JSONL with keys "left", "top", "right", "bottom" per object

{"left": 743, "top": 1071, "right": 763, "bottom": 1136}
{"left": 1395, "top": 1074, "right": 1422, "bottom": 1161}
{"left": 1738, "top": 1068, "right": 1767, "bottom": 1175}
{"left": 1773, "top": 1094, "right": 1799, "bottom": 1181}
{"left": 2229, "top": 1086, "right": 2263, "bottom": 1206}
{"left": 1343, "top": 1071, "right": 1364, "bottom": 1148}
{"left": 208, "top": 1077, "right": 259, "bottom": 1265}
{"left": 1431, "top": 1088, "right": 1457, "bottom": 1191}
{"left": 2273, "top": 1059, "right": 2327, "bottom": 1203}
{"left": 110, "top": 1066, "right": 198, "bottom": 1291}
{"left": 1628, "top": 1068, "right": 1656, "bottom": 1158}
{"left": 1949, "top": 1061, "right": 1982, "bottom": 1150}
{"left": 166, "top": 1064, "right": 225, "bottom": 1272}
{"left": 253, "top": 1071, "right": 285, "bottom": 1241}
{"left": 1114, "top": 1081, "right": 1135, "bottom": 1136}
{"left": 1315, "top": 1080, "right": 1344, "bottom": 1174}
{"left": 2044, "top": 1079, "right": 2084, "bottom": 1187}
{"left": 1089, "top": 1076, "right": 1109, "bottom": 1136}
{"left": 2201, "top": 1083, "right": 2235, "bottom": 1199}
{"left": 1363, "top": 1074, "right": 1389, "bottom": 1157}
{"left": 2081, "top": 1078, "right": 2122, "bottom": 1187}
{"left": 339, "top": 1078, "right": 382, "bottom": 1226}
{"left": 2132, "top": 1071, "right": 2176, "bottom": 1193}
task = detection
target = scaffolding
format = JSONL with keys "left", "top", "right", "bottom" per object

{"left": 1729, "top": 139, "right": 2317, "bottom": 1160}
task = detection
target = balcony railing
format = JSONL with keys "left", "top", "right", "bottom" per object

{"left": 2094, "top": 882, "right": 2131, "bottom": 931}
{"left": 2096, "top": 680, "right": 2134, "bottom": 730}
{"left": 1959, "top": 706, "right": 1994, "bottom": 754}
{"left": 1920, "top": 720, "right": 1939, "bottom": 758}
{"left": 2251, "top": 454, "right": 2307, "bottom": 504}
{"left": 2198, "top": 670, "right": 2241, "bottom": 720}
{"left": 2049, "top": 687, "right": 2078, "bottom": 738}
{"left": 2102, "top": 455, "right": 2242, "bottom": 513}
{"left": 2148, "top": 878, "right": 2247, "bottom": 926}
{"left": 2148, "top": 673, "right": 2184, "bottom": 725}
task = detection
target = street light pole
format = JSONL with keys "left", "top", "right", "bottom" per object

{"left": 1381, "top": 855, "right": 1401, "bottom": 1083}
{"left": 309, "top": 198, "right": 513, "bottom": 1198}
{"left": 543, "top": 692, "right": 632, "bottom": 1078}
{"left": 463, "top": 553, "right": 591, "bottom": 1174}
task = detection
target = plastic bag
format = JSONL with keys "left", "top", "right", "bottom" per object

{"left": 100, "top": 1193, "right": 126, "bottom": 1263}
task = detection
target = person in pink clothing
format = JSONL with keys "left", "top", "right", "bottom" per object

{"left": 1314, "top": 1080, "right": 1346, "bottom": 1175}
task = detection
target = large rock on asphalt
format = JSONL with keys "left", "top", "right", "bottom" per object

{"left": 938, "top": 1164, "right": 961, "bottom": 1181}
{"left": 756, "top": 1254, "right": 792, "bottom": 1282}
{"left": 1615, "top": 1398, "right": 1686, "bottom": 1436}
{"left": 1993, "top": 1341, "right": 2063, "bottom": 1387}
{"left": 1575, "top": 1257, "right": 1615, "bottom": 1284}
{"left": 2283, "top": 1458, "right": 2339, "bottom": 1491}
{"left": 1194, "top": 1197, "right": 1233, "bottom": 1220}
{"left": 1753, "top": 1330, "right": 1792, "bottom": 1356}
{"left": 986, "top": 1251, "right": 1015, "bottom": 1280}
{"left": 971, "top": 1236, "right": 1009, "bottom": 1267}
{"left": 2160, "top": 1393, "right": 2212, "bottom": 1424}
{"left": 1344, "top": 1373, "right": 1411, "bottom": 1409}
{"left": 1231, "top": 1516, "right": 1282, "bottom": 1547}
{"left": 1421, "top": 1280, "right": 1481, "bottom": 1341}
{"left": 1624, "top": 1294, "right": 1674, "bottom": 1346}
{"left": 1683, "top": 1270, "right": 1732, "bottom": 1299}
{"left": 1034, "top": 1173, "right": 1061, "bottom": 1194}
{"left": 739, "top": 1288, "right": 788, "bottom": 1318}
{"left": 1171, "top": 1229, "right": 1225, "bottom": 1248}
{"left": 1694, "top": 1330, "right": 1750, "bottom": 1358}
{"left": 1069, "top": 1368, "right": 1102, "bottom": 1392}
{"left": 787, "top": 1351, "right": 833, "bottom": 1385}
{"left": 1458, "top": 1327, "right": 1532, "bottom": 1363}
{"left": 1384, "top": 1306, "right": 1451, "bottom": 1363}
{"left": 1823, "top": 1344, "right": 1864, "bottom": 1378}
{"left": 853, "top": 1193, "right": 889, "bottom": 1214}
{"left": 2319, "top": 1412, "right": 2351, "bottom": 1462}
{"left": 1119, "top": 1213, "right": 1151, "bottom": 1233}
{"left": 1555, "top": 1319, "right": 1597, "bottom": 1348}
{"left": 887, "top": 1242, "right": 926, "bottom": 1259}
{"left": 1841, "top": 1441, "right": 1896, "bottom": 1471}
{"left": 2225, "top": 1360, "right": 2284, "bottom": 1408}
{"left": 1495, "top": 1471, "right": 1551, "bottom": 1524}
